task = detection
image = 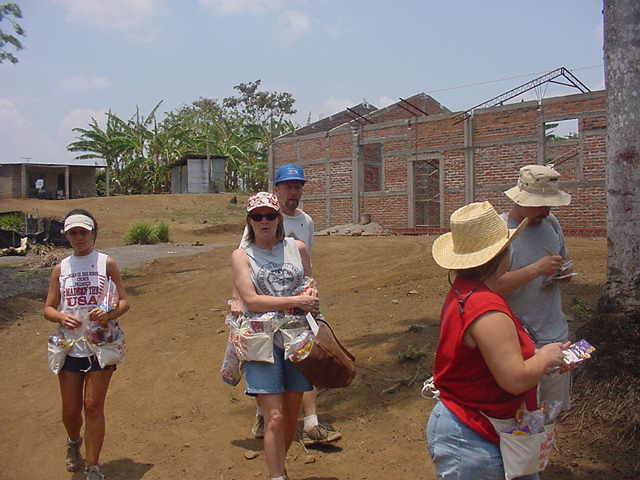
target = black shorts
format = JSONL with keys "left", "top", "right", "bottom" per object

{"left": 61, "top": 355, "right": 116, "bottom": 374}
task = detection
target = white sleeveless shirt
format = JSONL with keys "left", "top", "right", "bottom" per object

{"left": 58, "top": 250, "right": 108, "bottom": 357}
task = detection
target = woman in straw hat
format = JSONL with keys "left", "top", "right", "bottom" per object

{"left": 231, "top": 192, "right": 319, "bottom": 480}
{"left": 425, "top": 201, "right": 568, "bottom": 480}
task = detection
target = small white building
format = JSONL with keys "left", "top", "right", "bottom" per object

{"left": 170, "top": 155, "right": 226, "bottom": 194}
{"left": 0, "top": 159, "right": 106, "bottom": 199}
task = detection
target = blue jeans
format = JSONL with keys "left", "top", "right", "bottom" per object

{"left": 426, "top": 401, "right": 539, "bottom": 480}
{"left": 244, "top": 345, "right": 313, "bottom": 396}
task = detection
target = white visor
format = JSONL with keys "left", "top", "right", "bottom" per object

{"left": 63, "top": 214, "right": 95, "bottom": 232}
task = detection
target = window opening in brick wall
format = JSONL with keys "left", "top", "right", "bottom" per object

{"left": 360, "top": 143, "right": 383, "bottom": 192}
{"left": 414, "top": 159, "right": 440, "bottom": 226}
{"left": 545, "top": 118, "right": 579, "bottom": 142}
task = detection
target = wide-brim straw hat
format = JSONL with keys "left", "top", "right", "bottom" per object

{"left": 504, "top": 164, "right": 571, "bottom": 207}
{"left": 432, "top": 201, "right": 527, "bottom": 270}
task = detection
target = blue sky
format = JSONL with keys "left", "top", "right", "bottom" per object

{"left": 1, "top": 0, "right": 605, "bottom": 165}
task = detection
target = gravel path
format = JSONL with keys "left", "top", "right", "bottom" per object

{"left": 0, "top": 242, "right": 231, "bottom": 301}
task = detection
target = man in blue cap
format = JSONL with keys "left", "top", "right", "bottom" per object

{"left": 237, "top": 163, "right": 342, "bottom": 446}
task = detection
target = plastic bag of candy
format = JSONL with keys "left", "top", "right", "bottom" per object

{"left": 286, "top": 330, "right": 314, "bottom": 362}
{"left": 85, "top": 320, "right": 119, "bottom": 345}
{"left": 47, "top": 331, "right": 74, "bottom": 374}
{"left": 91, "top": 325, "right": 126, "bottom": 368}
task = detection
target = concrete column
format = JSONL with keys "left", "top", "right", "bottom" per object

{"left": 105, "top": 167, "right": 110, "bottom": 196}
{"left": 407, "top": 158, "right": 415, "bottom": 228}
{"left": 351, "top": 126, "right": 361, "bottom": 223}
{"left": 65, "top": 166, "right": 70, "bottom": 199}
{"left": 267, "top": 144, "right": 274, "bottom": 192}
{"left": 537, "top": 103, "right": 546, "bottom": 164}
{"left": 20, "top": 164, "right": 27, "bottom": 199}
{"left": 464, "top": 116, "right": 475, "bottom": 203}
{"left": 439, "top": 157, "right": 446, "bottom": 228}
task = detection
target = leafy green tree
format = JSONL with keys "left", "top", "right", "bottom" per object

{"left": 68, "top": 81, "right": 298, "bottom": 194}
{"left": 0, "top": 2, "right": 25, "bottom": 64}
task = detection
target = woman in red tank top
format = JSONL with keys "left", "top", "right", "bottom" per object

{"left": 426, "top": 202, "right": 567, "bottom": 480}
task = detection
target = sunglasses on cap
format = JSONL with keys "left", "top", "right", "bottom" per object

{"left": 249, "top": 212, "right": 279, "bottom": 222}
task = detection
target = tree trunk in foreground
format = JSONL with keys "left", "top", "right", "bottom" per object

{"left": 600, "top": 0, "right": 640, "bottom": 314}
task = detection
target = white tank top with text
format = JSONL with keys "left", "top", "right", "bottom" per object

{"left": 58, "top": 251, "right": 108, "bottom": 357}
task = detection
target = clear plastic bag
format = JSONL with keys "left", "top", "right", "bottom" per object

{"left": 285, "top": 330, "right": 314, "bottom": 362}
{"left": 47, "top": 331, "right": 74, "bottom": 374}
{"left": 90, "top": 326, "right": 126, "bottom": 368}
{"left": 220, "top": 336, "right": 242, "bottom": 386}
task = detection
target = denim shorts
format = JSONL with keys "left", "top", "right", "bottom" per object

{"left": 244, "top": 345, "right": 312, "bottom": 396}
{"left": 426, "top": 401, "right": 539, "bottom": 480}
{"left": 62, "top": 355, "right": 116, "bottom": 374}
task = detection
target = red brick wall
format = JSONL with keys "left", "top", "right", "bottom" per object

{"left": 362, "top": 195, "right": 407, "bottom": 227}
{"left": 272, "top": 91, "right": 608, "bottom": 236}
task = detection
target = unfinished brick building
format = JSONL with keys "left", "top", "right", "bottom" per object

{"left": 269, "top": 84, "right": 607, "bottom": 237}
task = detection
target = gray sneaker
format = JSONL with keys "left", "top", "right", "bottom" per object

{"left": 65, "top": 437, "right": 83, "bottom": 472}
{"left": 85, "top": 465, "right": 105, "bottom": 480}
{"left": 302, "top": 424, "right": 342, "bottom": 446}
{"left": 251, "top": 415, "right": 265, "bottom": 439}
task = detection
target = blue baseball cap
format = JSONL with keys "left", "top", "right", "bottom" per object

{"left": 275, "top": 163, "right": 305, "bottom": 185}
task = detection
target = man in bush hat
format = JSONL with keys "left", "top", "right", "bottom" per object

{"left": 496, "top": 164, "right": 574, "bottom": 412}
{"left": 236, "top": 163, "right": 342, "bottom": 446}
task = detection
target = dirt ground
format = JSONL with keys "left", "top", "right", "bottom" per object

{"left": 0, "top": 195, "right": 628, "bottom": 480}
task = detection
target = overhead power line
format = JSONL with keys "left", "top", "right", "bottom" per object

{"left": 425, "top": 64, "right": 603, "bottom": 95}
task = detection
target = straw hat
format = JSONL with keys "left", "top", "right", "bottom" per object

{"left": 432, "top": 201, "right": 527, "bottom": 270}
{"left": 504, "top": 164, "right": 571, "bottom": 207}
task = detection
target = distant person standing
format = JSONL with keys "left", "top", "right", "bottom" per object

{"left": 496, "top": 165, "right": 574, "bottom": 412}
{"left": 236, "top": 164, "right": 342, "bottom": 446}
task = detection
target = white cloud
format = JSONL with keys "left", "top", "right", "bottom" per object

{"left": 59, "top": 108, "right": 108, "bottom": 137}
{"left": 0, "top": 98, "right": 27, "bottom": 128}
{"left": 198, "top": 0, "right": 286, "bottom": 14}
{"left": 59, "top": 75, "right": 112, "bottom": 94}
{"left": 321, "top": 97, "right": 358, "bottom": 115}
{"left": 279, "top": 10, "right": 311, "bottom": 35}
{"left": 52, "top": 0, "right": 164, "bottom": 30}
{"left": 199, "top": 0, "right": 311, "bottom": 37}
{"left": 377, "top": 96, "right": 395, "bottom": 108}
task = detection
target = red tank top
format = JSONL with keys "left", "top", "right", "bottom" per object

{"left": 433, "top": 276, "right": 537, "bottom": 444}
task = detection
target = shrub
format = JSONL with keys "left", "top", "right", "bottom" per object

{"left": 154, "top": 222, "right": 170, "bottom": 242}
{"left": 125, "top": 222, "right": 158, "bottom": 245}
{"left": 124, "top": 222, "right": 170, "bottom": 245}
{"left": 0, "top": 213, "right": 25, "bottom": 232}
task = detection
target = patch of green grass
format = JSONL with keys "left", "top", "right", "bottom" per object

{"left": 125, "top": 222, "right": 158, "bottom": 245}
{"left": 124, "top": 222, "right": 170, "bottom": 245}
{"left": 155, "top": 222, "right": 170, "bottom": 242}
{"left": 571, "top": 297, "right": 593, "bottom": 322}
{"left": 398, "top": 344, "right": 426, "bottom": 362}
{"left": 0, "top": 213, "right": 25, "bottom": 232}
{"left": 121, "top": 267, "right": 133, "bottom": 280}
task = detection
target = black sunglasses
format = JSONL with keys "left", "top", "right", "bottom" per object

{"left": 249, "top": 212, "right": 279, "bottom": 222}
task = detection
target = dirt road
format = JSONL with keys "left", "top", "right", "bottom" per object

{"left": 1, "top": 195, "right": 626, "bottom": 479}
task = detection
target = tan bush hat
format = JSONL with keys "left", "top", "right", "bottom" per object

{"left": 504, "top": 164, "right": 571, "bottom": 207}
{"left": 432, "top": 201, "right": 527, "bottom": 270}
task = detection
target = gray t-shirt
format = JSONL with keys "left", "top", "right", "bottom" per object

{"left": 243, "top": 238, "right": 305, "bottom": 348}
{"left": 502, "top": 213, "right": 569, "bottom": 346}
{"left": 243, "top": 238, "right": 305, "bottom": 297}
